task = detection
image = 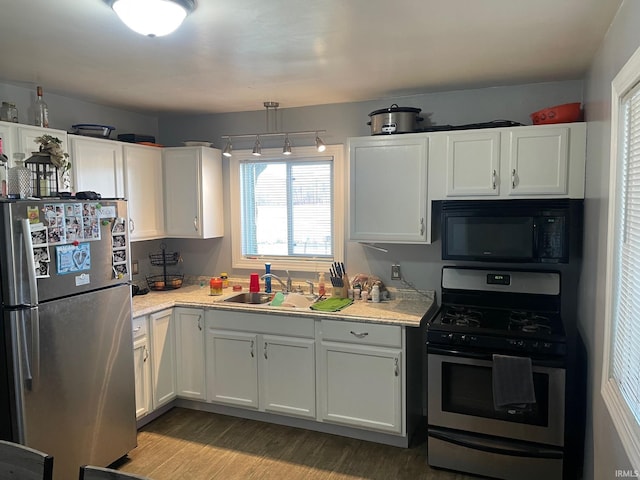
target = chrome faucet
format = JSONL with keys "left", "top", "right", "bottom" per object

{"left": 303, "top": 280, "right": 315, "bottom": 296}
{"left": 260, "top": 273, "right": 288, "bottom": 293}
{"left": 285, "top": 270, "right": 292, "bottom": 293}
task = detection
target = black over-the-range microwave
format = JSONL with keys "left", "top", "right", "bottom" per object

{"left": 440, "top": 199, "right": 582, "bottom": 264}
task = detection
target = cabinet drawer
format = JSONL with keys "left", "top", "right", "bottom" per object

{"left": 132, "top": 316, "right": 147, "bottom": 340}
{"left": 320, "top": 319, "right": 401, "bottom": 348}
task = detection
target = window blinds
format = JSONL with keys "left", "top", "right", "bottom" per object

{"left": 612, "top": 81, "right": 640, "bottom": 424}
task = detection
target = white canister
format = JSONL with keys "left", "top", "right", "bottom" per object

{"left": 371, "top": 285, "right": 380, "bottom": 303}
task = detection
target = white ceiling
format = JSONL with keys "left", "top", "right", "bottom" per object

{"left": 0, "top": 0, "right": 622, "bottom": 115}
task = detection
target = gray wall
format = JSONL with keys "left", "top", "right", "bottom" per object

{"left": 0, "top": 82, "right": 158, "bottom": 138}
{"left": 581, "top": 0, "right": 637, "bottom": 478}
{"left": 156, "top": 81, "right": 584, "bottom": 292}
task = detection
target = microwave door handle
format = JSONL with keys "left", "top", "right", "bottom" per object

{"left": 21, "top": 219, "right": 39, "bottom": 306}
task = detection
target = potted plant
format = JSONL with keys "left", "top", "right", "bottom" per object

{"left": 34, "top": 135, "right": 70, "bottom": 172}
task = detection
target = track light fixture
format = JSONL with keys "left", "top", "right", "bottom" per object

{"left": 283, "top": 135, "right": 292, "bottom": 155}
{"left": 222, "top": 139, "right": 233, "bottom": 157}
{"left": 107, "top": 0, "right": 196, "bottom": 37}
{"left": 221, "top": 130, "right": 327, "bottom": 157}
{"left": 315, "top": 133, "right": 326, "bottom": 153}
{"left": 252, "top": 136, "right": 262, "bottom": 156}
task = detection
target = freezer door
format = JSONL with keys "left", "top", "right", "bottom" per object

{"left": 15, "top": 284, "right": 137, "bottom": 480}
{"left": 1, "top": 200, "right": 130, "bottom": 305}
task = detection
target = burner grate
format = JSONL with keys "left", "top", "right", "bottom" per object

{"left": 508, "top": 311, "right": 552, "bottom": 335}
{"left": 441, "top": 306, "right": 483, "bottom": 328}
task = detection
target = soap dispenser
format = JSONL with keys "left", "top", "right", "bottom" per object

{"left": 318, "top": 272, "right": 326, "bottom": 297}
{"left": 265, "top": 262, "right": 272, "bottom": 293}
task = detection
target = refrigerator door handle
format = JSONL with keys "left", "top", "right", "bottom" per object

{"left": 17, "top": 309, "right": 41, "bottom": 391}
{"left": 21, "top": 219, "right": 39, "bottom": 306}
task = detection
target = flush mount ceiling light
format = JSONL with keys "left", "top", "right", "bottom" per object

{"left": 107, "top": 0, "right": 196, "bottom": 37}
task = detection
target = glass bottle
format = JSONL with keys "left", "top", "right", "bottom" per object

{"left": 0, "top": 102, "right": 19, "bottom": 123}
{"left": 8, "top": 157, "right": 32, "bottom": 198}
{"left": 32, "top": 86, "right": 49, "bottom": 128}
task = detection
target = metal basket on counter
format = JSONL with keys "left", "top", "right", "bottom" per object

{"left": 146, "top": 274, "right": 184, "bottom": 291}
{"left": 147, "top": 244, "right": 183, "bottom": 291}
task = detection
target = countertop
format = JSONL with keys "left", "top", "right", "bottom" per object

{"left": 131, "top": 285, "right": 437, "bottom": 328}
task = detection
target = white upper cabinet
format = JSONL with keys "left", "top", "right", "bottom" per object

{"left": 0, "top": 121, "right": 68, "bottom": 166}
{"left": 445, "top": 131, "right": 501, "bottom": 197}
{"left": 163, "top": 147, "right": 224, "bottom": 239}
{"left": 124, "top": 143, "right": 165, "bottom": 241}
{"left": 506, "top": 126, "right": 569, "bottom": 195}
{"left": 69, "top": 135, "right": 125, "bottom": 198}
{"left": 431, "top": 122, "right": 586, "bottom": 200}
{"left": 348, "top": 135, "right": 430, "bottom": 243}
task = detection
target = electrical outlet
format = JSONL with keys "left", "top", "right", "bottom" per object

{"left": 391, "top": 264, "right": 401, "bottom": 280}
{"left": 132, "top": 260, "right": 139, "bottom": 275}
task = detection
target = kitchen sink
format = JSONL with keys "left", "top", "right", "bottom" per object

{"left": 223, "top": 292, "right": 273, "bottom": 304}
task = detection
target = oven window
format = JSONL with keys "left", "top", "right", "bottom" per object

{"left": 442, "top": 362, "right": 549, "bottom": 426}
{"left": 446, "top": 216, "right": 533, "bottom": 258}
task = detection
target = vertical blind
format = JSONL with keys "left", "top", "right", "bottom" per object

{"left": 612, "top": 80, "right": 640, "bottom": 425}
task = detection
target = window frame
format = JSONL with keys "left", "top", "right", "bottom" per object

{"left": 601, "top": 43, "right": 640, "bottom": 471}
{"left": 229, "top": 144, "right": 345, "bottom": 273}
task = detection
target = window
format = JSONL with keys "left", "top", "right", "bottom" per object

{"left": 230, "top": 145, "right": 344, "bottom": 272}
{"left": 602, "top": 45, "right": 640, "bottom": 470}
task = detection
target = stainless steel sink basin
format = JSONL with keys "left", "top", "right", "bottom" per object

{"left": 223, "top": 292, "right": 273, "bottom": 304}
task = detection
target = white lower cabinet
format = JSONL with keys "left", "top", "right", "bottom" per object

{"left": 205, "top": 310, "right": 316, "bottom": 419}
{"left": 318, "top": 319, "right": 403, "bottom": 434}
{"left": 206, "top": 330, "right": 259, "bottom": 408}
{"left": 150, "top": 309, "right": 177, "bottom": 408}
{"left": 261, "top": 335, "right": 316, "bottom": 418}
{"left": 132, "top": 316, "right": 152, "bottom": 420}
{"left": 174, "top": 307, "right": 206, "bottom": 400}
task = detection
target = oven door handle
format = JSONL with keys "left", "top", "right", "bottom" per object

{"left": 429, "top": 428, "right": 563, "bottom": 459}
{"left": 426, "top": 345, "right": 566, "bottom": 368}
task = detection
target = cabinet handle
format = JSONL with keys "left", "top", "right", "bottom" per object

{"left": 143, "top": 346, "right": 149, "bottom": 362}
{"left": 133, "top": 326, "right": 141, "bottom": 333}
{"left": 394, "top": 357, "right": 399, "bottom": 377}
{"left": 197, "top": 315, "right": 202, "bottom": 331}
{"left": 264, "top": 342, "right": 268, "bottom": 359}
{"left": 350, "top": 330, "right": 369, "bottom": 338}
{"left": 129, "top": 218, "right": 135, "bottom": 233}
{"left": 419, "top": 217, "right": 424, "bottom": 236}
{"left": 250, "top": 340, "right": 254, "bottom": 358}
{"left": 193, "top": 217, "right": 198, "bottom": 232}
{"left": 492, "top": 169, "right": 497, "bottom": 190}
{"left": 511, "top": 169, "right": 517, "bottom": 189}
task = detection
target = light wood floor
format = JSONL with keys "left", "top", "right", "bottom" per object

{"left": 117, "top": 408, "right": 478, "bottom": 480}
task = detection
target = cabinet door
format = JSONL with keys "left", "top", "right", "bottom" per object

{"left": 260, "top": 335, "right": 315, "bottom": 419}
{"left": 349, "top": 136, "right": 429, "bottom": 243}
{"left": 507, "top": 127, "right": 569, "bottom": 195}
{"left": 445, "top": 131, "right": 500, "bottom": 196}
{"left": 124, "top": 144, "right": 165, "bottom": 241}
{"left": 206, "top": 330, "right": 258, "bottom": 408}
{"left": 174, "top": 307, "right": 206, "bottom": 400}
{"left": 150, "top": 309, "right": 176, "bottom": 408}
{"left": 319, "top": 342, "right": 402, "bottom": 433}
{"left": 133, "top": 336, "right": 152, "bottom": 419}
{"left": 70, "top": 135, "right": 124, "bottom": 197}
{"left": 0, "top": 121, "right": 15, "bottom": 165}
{"left": 16, "top": 125, "right": 68, "bottom": 158}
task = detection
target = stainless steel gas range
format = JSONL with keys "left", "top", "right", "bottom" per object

{"left": 426, "top": 266, "right": 567, "bottom": 480}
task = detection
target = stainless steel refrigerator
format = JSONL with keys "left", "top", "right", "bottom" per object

{"left": 0, "top": 198, "right": 137, "bottom": 480}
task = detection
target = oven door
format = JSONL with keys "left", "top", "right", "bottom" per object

{"left": 427, "top": 350, "right": 565, "bottom": 446}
